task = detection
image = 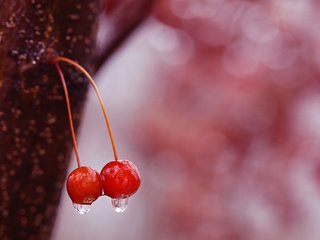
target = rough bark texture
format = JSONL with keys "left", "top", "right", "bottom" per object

{"left": 0, "top": 1, "right": 99, "bottom": 239}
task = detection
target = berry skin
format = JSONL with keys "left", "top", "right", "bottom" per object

{"left": 100, "top": 160, "right": 141, "bottom": 199}
{"left": 67, "top": 166, "right": 103, "bottom": 204}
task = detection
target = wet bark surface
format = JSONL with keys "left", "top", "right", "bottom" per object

{"left": 0, "top": 1, "right": 99, "bottom": 239}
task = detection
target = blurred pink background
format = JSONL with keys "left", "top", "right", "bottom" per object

{"left": 53, "top": 0, "right": 320, "bottom": 239}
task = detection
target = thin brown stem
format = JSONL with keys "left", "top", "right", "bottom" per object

{"left": 54, "top": 56, "right": 119, "bottom": 161}
{"left": 53, "top": 61, "right": 82, "bottom": 168}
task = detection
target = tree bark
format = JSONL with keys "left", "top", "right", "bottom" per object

{"left": 0, "top": 1, "right": 99, "bottom": 239}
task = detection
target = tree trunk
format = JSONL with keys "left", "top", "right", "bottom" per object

{"left": 0, "top": 1, "right": 99, "bottom": 239}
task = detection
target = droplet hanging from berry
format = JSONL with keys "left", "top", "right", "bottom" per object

{"left": 73, "top": 203, "right": 91, "bottom": 214}
{"left": 111, "top": 196, "right": 129, "bottom": 213}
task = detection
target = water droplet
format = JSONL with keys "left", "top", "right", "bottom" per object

{"left": 73, "top": 203, "right": 90, "bottom": 214}
{"left": 111, "top": 196, "right": 129, "bottom": 213}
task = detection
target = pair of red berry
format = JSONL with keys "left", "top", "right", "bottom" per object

{"left": 52, "top": 56, "right": 141, "bottom": 214}
{"left": 67, "top": 160, "right": 141, "bottom": 213}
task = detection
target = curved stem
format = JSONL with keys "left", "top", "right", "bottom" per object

{"left": 54, "top": 56, "right": 119, "bottom": 161}
{"left": 53, "top": 61, "right": 81, "bottom": 168}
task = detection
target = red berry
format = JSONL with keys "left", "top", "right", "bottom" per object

{"left": 66, "top": 166, "right": 103, "bottom": 204}
{"left": 100, "top": 160, "right": 141, "bottom": 199}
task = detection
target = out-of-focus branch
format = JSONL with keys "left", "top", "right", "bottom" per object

{"left": 93, "top": 0, "right": 157, "bottom": 71}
